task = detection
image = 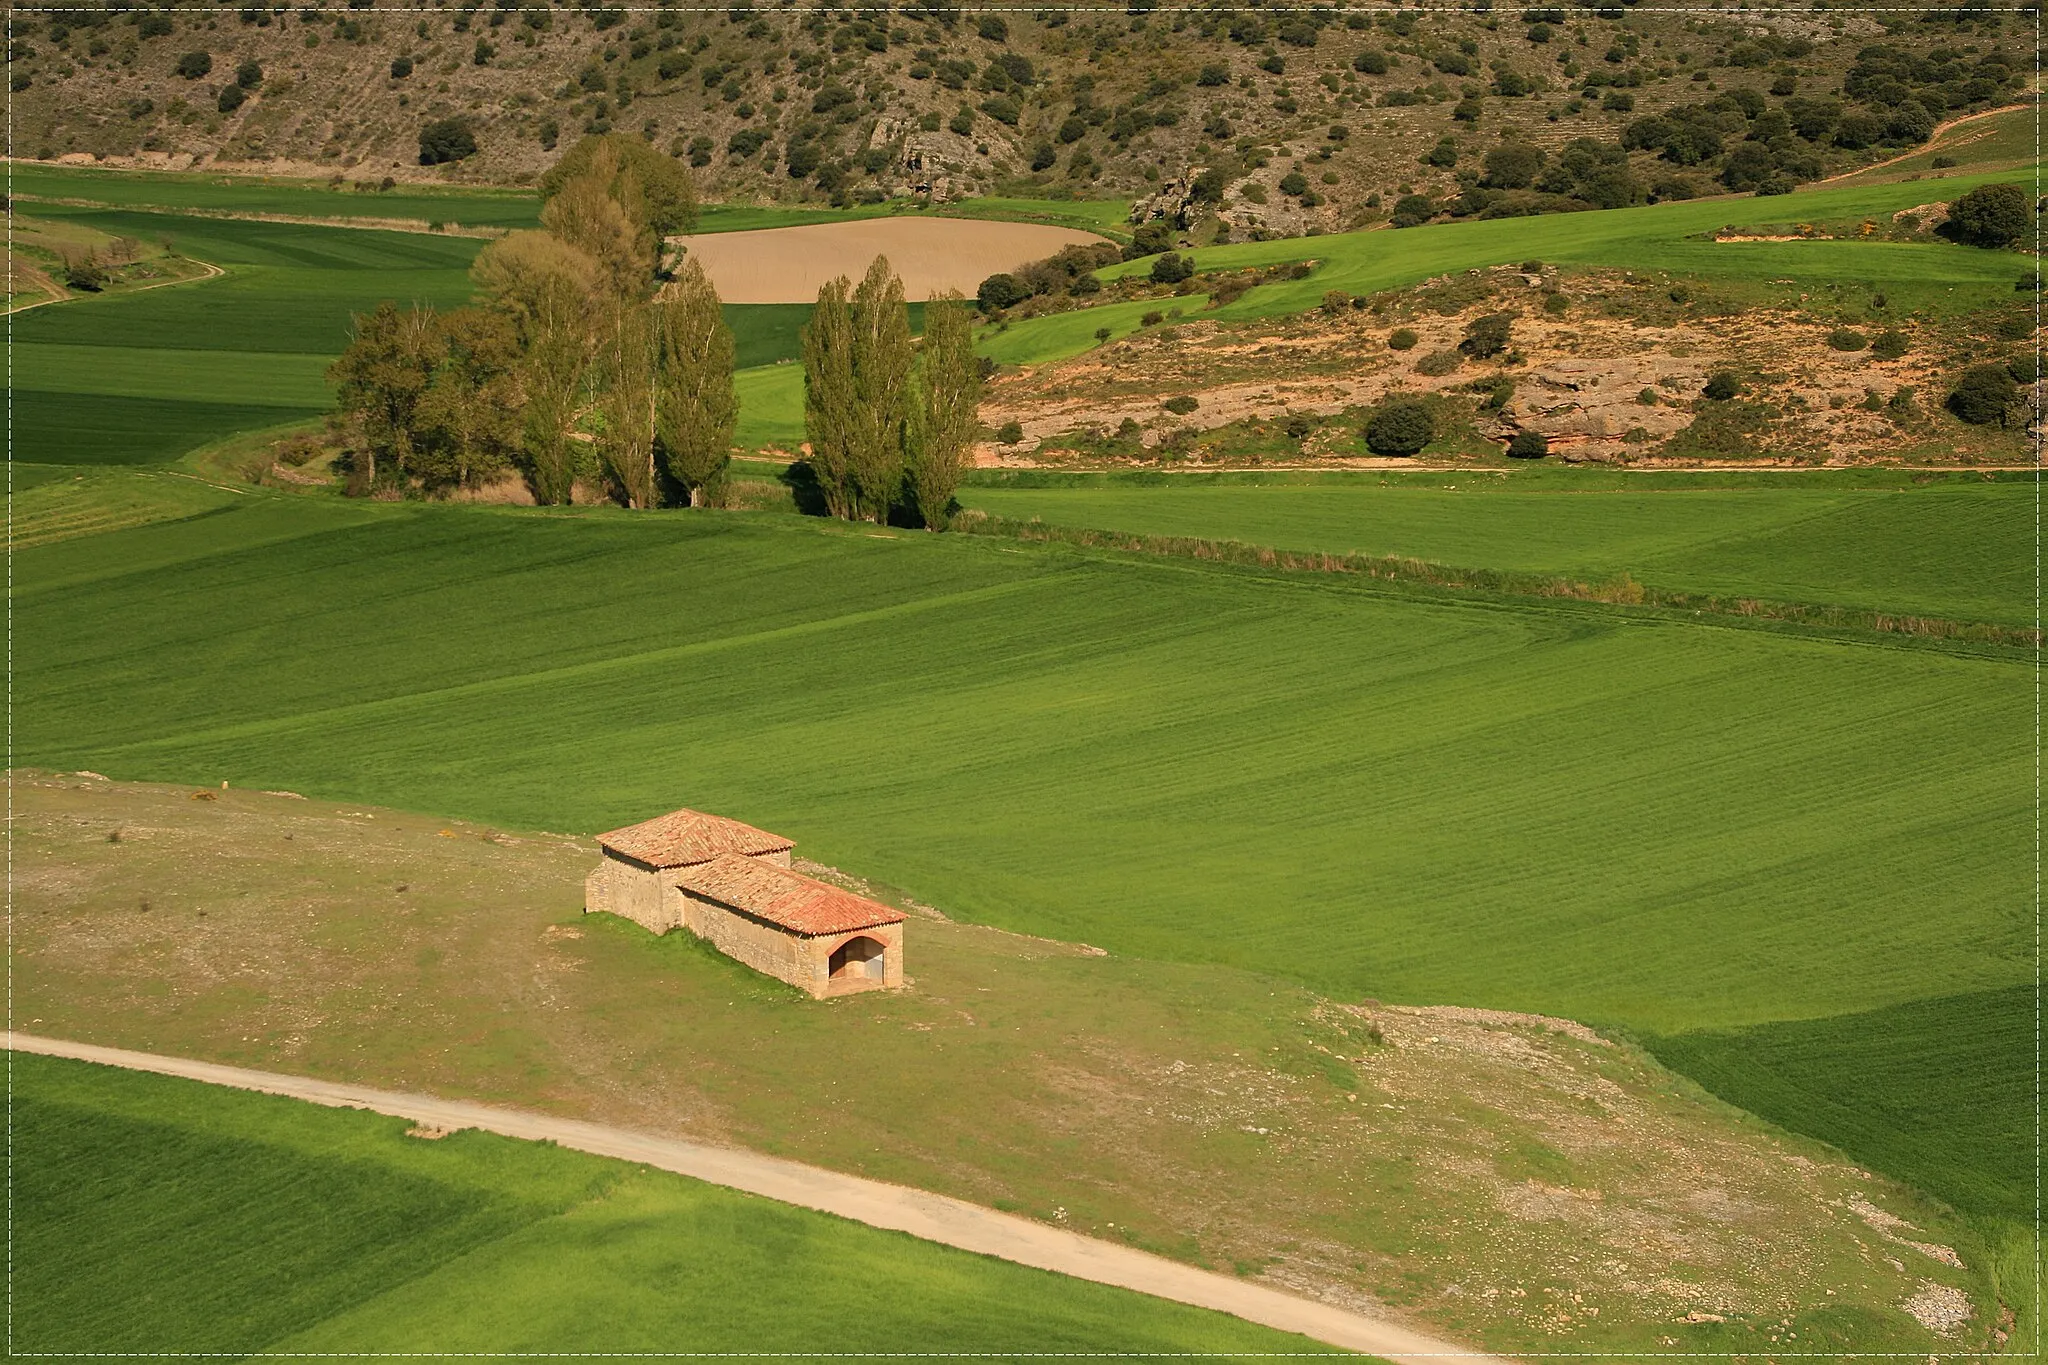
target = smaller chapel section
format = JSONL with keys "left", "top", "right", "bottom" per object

{"left": 585, "top": 807, "right": 904, "bottom": 998}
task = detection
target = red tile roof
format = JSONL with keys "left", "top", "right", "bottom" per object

{"left": 596, "top": 808, "right": 794, "bottom": 869}
{"left": 676, "top": 853, "right": 905, "bottom": 937}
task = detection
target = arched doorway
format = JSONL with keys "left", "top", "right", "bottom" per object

{"left": 829, "top": 935, "right": 886, "bottom": 982}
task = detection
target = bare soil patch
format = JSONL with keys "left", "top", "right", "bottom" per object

{"left": 673, "top": 217, "right": 1110, "bottom": 303}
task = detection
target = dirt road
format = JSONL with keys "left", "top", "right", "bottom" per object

{"left": 10, "top": 1030, "right": 1504, "bottom": 1362}
{"left": 672, "top": 216, "right": 1109, "bottom": 302}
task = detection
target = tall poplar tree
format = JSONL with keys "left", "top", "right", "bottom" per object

{"left": 655, "top": 257, "right": 738, "bottom": 507}
{"left": 801, "top": 275, "right": 858, "bottom": 520}
{"left": 599, "top": 301, "right": 659, "bottom": 508}
{"left": 846, "top": 255, "right": 913, "bottom": 524}
{"left": 905, "top": 290, "right": 981, "bottom": 530}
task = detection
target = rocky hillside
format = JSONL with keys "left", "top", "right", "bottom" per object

{"left": 10, "top": 3, "right": 2029, "bottom": 236}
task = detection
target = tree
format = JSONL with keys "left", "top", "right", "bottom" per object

{"left": 905, "top": 291, "right": 981, "bottom": 530}
{"left": 174, "top": 50, "right": 212, "bottom": 79}
{"left": 540, "top": 132, "right": 698, "bottom": 245}
{"left": 414, "top": 306, "right": 521, "bottom": 490}
{"left": 1365, "top": 399, "right": 1434, "bottom": 456}
{"left": 1947, "top": 363, "right": 2017, "bottom": 425}
{"left": 1945, "top": 183, "right": 2031, "bottom": 249}
{"left": 419, "top": 117, "right": 477, "bottom": 165}
{"left": 1390, "top": 194, "right": 1436, "bottom": 228}
{"left": 471, "top": 231, "right": 603, "bottom": 503}
{"left": 846, "top": 255, "right": 914, "bottom": 523}
{"left": 217, "top": 83, "right": 247, "bottom": 113}
{"left": 597, "top": 302, "right": 660, "bottom": 508}
{"left": 1150, "top": 251, "right": 1194, "bottom": 284}
{"left": 236, "top": 60, "right": 263, "bottom": 88}
{"left": 802, "top": 276, "right": 859, "bottom": 519}
{"left": 1703, "top": 371, "right": 1741, "bottom": 401}
{"left": 655, "top": 257, "right": 738, "bottom": 506}
{"left": 977, "top": 271, "right": 1027, "bottom": 312}
{"left": 1506, "top": 431, "right": 1549, "bottom": 458}
{"left": 1481, "top": 143, "right": 1543, "bottom": 189}
{"left": 540, "top": 142, "right": 657, "bottom": 300}
{"left": 330, "top": 300, "right": 442, "bottom": 490}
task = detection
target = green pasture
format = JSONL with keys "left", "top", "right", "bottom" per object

{"left": 956, "top": 476, "right": 2033, "bottom": 624}
{"left": 1095, "top": 164, "right": 2043, "bottom": 320}
{"left": 1831, "top": 104, "right": 2040, "bottom": 184}
{"left": 19, "top": 504, "right": 2027, "bottom": 1039}
{"left": 7, "top": 161, "right": 541, "bottom": 229}
{"left": 18, "top": 1053, "right": 1328, "bottom": 1355}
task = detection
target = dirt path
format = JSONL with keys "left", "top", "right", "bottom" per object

{"left": 1813, "top": 103, "right": 2033, "bottom": 186}
{"left": 3, "top": 255, "right": 224, "bottom": 315}
{"left": 9, "top": 1030, "right": 1503, "bottom": 1362}
{"left": 673, "top": 217, "right": 1110, "bottom": 303}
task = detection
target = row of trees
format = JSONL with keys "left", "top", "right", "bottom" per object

{"left": 332, "top": 134, "right": 737, "bottom": 507}
{"left": 801, "top": 257, "right": 982, "bottom": 529}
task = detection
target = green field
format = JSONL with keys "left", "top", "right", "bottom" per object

{"left": 19, "top": 1052, "right": 1329, "bottom": 1354}
{"left": 957, "top": 474, "right": 2034, "bottom": 624}
{"left": 8, "top": 161, "right": 543, "bottom": 228}
{"left": 19, "top": 500, "right": 2027, "bottom": 1037}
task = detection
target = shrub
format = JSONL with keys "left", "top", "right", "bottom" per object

{"left": 1198, "top": 62, "right": 1229, "bottom": 86}
{"left": 1827, "top": 328, "right": 1869, "bottom": 352}
{"left": 418, "top": 117, "right": 477, "bottom": 165}
{"left": 390, "top": 55, "right": 413, "bottom": 79}
{"left": 976, "top": 272, "right": 1026, "bottom": 312}
{"left": 1094, "top": 327, "right": 1112, "bottom": 344}
{"left": 174, "top": 50, "right": 212, "bottom": 79}
{"left": 1150, "top": 252, "right": 1194, "bottom": 285}
{"left": 216, "top": 82, "right": 247, "bottom": 113}
{"left": 1322, "top": 290, "right": 1350, "bottom": 315}
{"left": 1390, "top": 193, "right": 1436, "bottom": 228}
{"left": 1506, "top": 431, "right": 1549, "bottom": 458}
{"left": 1029, "top": 142, "right": 1057, "bottom": 172}
{"left": 236, "top": 59, "right": 263, "bottom": 88}
{"left": 1415, "top": 349, "right": 1462, "bottom": 376}
{"left": 1542, "top": 292, "right": 1569, "bottom": 315}
{"left": 1946, "top": 363, "right": 2017, "bottom": 425}
{"left": 1388, "top": 327, "right": 1419, "bottom": 351}
{"left": 1637, "top": 387, "right": 1659, "bottom": 406}
{"left": 1871, "top": 329, "right": 1910, "bottom": 360}
{"left": 1139, "top": 310, "right": 1164, "bottom": 327}
{"left": 1703, "top": 370, "right": 1741, "bottom": 401}
{"left": 1162, "top": 395, "right": 1200, "bottom": 414}
{"left": 1365, "top": 400, "right": 1435, "bottom": 456}
{"left": 1945, "top": 183, "right": 2031, "bottom": 249}
{"left": 61, "top": 251, "right": 106, "bottom": 292}
{"left": 1353, "top": 49, "right": 1389, "bottom": 75}
{"left": 996, "top": 421, "right": 1024, "bottom": 444}
{"left": 1278, "top": 171, "right": 1309, "bottom": 197}
{"left": 1459, "top": 312, "right": 1515, "bottom": 359}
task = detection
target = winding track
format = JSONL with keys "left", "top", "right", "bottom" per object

{"left": 10, "top": 1030, "right": 1508, "bottom": 1362}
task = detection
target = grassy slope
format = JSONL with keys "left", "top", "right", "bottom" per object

{"left": 956, "top": 478, "right": 2033, "bottom": 624}
{"left": 17, "top": 502, "right": 2027, "bottom": 1038}
{"left": 18, "top": 1053, "right": 1330, "bottom": 1355}
{"left": 7, "top": 161, "right": 543, "bottom": 228}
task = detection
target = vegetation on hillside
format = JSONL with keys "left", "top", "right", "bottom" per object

{"left": 9, "top": 1, "right": 2030, "bottom": 240}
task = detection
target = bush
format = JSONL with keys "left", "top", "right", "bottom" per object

{"left": 1945, "top": 183, "right": 2031, "bottom": 249}
{"left": 236, "top": 59, "right": 263, "bottom": 88}
{"left": 1541, "top": 292, "right": 1569, "bottom": 315}
{"left": 1139, "top": 310, "right": 1164, "bottom": 327}
{"left": 1353, "top": 49, "right": 1389, "bottom": 75}
{"left": 1506, "top": 431, "right": 1549, "bottom": 458}
{"left": 1162, "top": 395, "right": 1200, "bottom": 414}
{"left": 390, "top": 55, "right": 413, "bottom": 79}
{"left": 216, "top": 82, "right": 247, "bottom": 113}
{"left": 1322, "top": 290, "right": 1350, "bottom": 315}
{"left": 1459, "top": 312, "right": 1515, "bottom": 359}
{"left": 1365, "top": 400, "right": 1435, "bottom": 456}
{"left": 1029, "top": 142, "right": 1056, "bottom": 172}
{"left": 1150, "top": 251, "right": 1194, "bottom": 285}
{"left": 1415, "top": 349, "right": 1462, "bottom": 376}
{"left": 1947, "top": 364, "right": 2017, "bottom": 425}
{"left": 418, "top": 117, "right": 477, "bottom": 165}
{"left": 1871, "top": 329, "right": 1910, "bottom": 360}
{"left": 1827, "top": 328, "right": 1869, "bottom": 352}
{"left": 1703, "top": 370, "right": 1741, "bottom": 401}
{"left": 976, "top": 272, "right": 1027, "bottom": 312}
{"left": 174, "top": 50, "right": 212, "bottom": 79}
{"left": 61, "top": 251, "right": 106, "bottom": 292}
{"left": 1390, "top": 193, "right": 1436, "bottom": 228}
{"left": 1125, "top": 222, "right": 1174, "bottom": 261}
{"left": 1388, "top": 327, "right": 1419, "bottom": 351}
{"left": 995, "top": 421, "right": 1024, "bottom": 445}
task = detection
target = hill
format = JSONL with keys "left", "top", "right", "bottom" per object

{"left": 14, "top": 774, "right": 1995, "bottom": 1356}
{"left": 11, "top": 2, "right": 2031, "bottom": 237}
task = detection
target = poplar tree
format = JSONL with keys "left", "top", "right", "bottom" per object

{"left": 846, "top": 255, "right": 913, "bottom": 524}
{"left": 599, "top": 302, "right": 660, "bottom": 508}
{"left": 329, "top": 300, "right": 441, "bottom": 491}
{"left": 905, "top": 290, "right": 981, "bottom": 530}
{"left": 801, "top": 275, "right": 858, "bottom": 520}
{"left": 655, "top": 257, "right": 738, "bottom": 506}
{"left": 415, "top": 305, "right": 521, "bottom": 490}
{"left": 471, "top": 230, "right": 602, "bottom": 504}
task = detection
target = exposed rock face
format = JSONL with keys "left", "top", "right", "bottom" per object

{"left": 866, "top": 115, "right": 1014, "bottom": 200}
{"left": 1129, "top": 167, "right": 1204, "bottom": 230}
